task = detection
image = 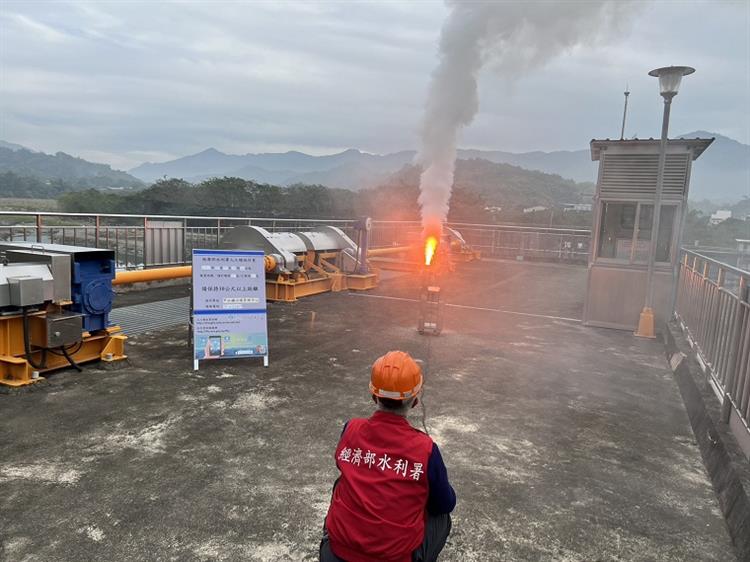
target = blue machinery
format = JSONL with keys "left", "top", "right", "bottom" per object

{"left": 0, "top": 242, "right": 126, "bottom": 388}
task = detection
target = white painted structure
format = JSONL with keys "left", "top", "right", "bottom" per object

{"left": 710, "top": 210, "right": 732, "bottom": 225}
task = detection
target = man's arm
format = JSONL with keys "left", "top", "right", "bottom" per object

{"left": 426, "top": 443, "right": 456, "bottom": 514}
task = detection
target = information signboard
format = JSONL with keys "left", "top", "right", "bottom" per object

{"left": 192, "top": 249, "right": 268, "bottom": 370}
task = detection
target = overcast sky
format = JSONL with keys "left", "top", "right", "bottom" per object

{"left": 1, "top": 0, "right": 748, "bottom": 170}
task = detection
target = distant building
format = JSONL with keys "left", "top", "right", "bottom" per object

{"left": 522, "top": 205, "right": 548, "bottom": 214}
{"left": 710, "top": 209, "right": 732, "bottom": 225}
{"left": 563, "top": 203, "right": 592, "bottom": 212}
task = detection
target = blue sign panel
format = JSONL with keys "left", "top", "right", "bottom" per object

{"left": 192, "top": 249, "right": 268, "bottom": 369}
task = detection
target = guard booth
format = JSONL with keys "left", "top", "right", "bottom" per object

{"left": 584, "top": 137, "right": 713, "bottom": 331}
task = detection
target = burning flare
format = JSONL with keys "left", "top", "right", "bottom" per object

{"left": 424, "top": 236, "right": 439, "bottom": 266}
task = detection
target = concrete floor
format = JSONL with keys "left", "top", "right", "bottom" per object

{"left": 0, "top": 260, "right": 737, "bottom": 561}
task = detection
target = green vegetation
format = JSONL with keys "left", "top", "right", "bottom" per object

{"left": 0, "top": 197, "right": 58, "bottom": 212}
{"left": 0, "top": 169, "right": 140, "bottom": 199}
{"left": 387, "top": 159, "right": 592, "bottom": 209}
{"left": 58, "top": 177, "right": 492, "bottom": 222}
{"left": 58, "top": 176, "right": 748, "bottom": 248}
{"left": 0, "top": 171, "right": 73, "bottom": 198}
{"left": 682, "top": 210, "right": 750, "bottom": 248}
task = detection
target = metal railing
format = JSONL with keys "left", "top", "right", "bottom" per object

{"left": 0, "top": 212, "right": 593, "bottom": 268}
{"left": 370, "top": 220, "right": 591, "bottom": 263}
{"left": 0, "top": 212, "right": 356, "bottom": 269}
{"left": 674, "top": 249, "right": 750, "bottom": 452}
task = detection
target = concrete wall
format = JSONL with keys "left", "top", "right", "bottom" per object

{"left": 664, "top": 323, "right": 750, "bottom": 560}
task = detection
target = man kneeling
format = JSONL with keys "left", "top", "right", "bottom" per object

{"left": 320, "top": 350, "right": 456, "bottom": 562}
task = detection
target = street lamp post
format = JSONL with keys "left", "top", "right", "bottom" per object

{"left": 635, "top": 65, "right": 695, "bottom": 338}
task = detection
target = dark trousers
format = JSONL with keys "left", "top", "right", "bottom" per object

{"left": 319, "top": 512, "right": 452, "bottom": 562}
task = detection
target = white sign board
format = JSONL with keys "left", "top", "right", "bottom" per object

{"left": 192, "top": 249, "right": 268, "bottom": 370}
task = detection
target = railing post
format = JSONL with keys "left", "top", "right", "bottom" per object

{"left": 722, "top": 276, "right": 747, "bottom": 423}
{"left": 217, "top": 219, "right": 221, "bottom": 247}
{"left": 674, "top": 252, "right": 689, "bottom": 317}
{"left": 115, "top": 228, "right": 120, "bottom": 267}
{"left": 36, "top": 214, "right": 42, "bottom": 243}
{"left": 95, "top": 215, "right": 101, "bottom": 248}
{"left": 143, "top": 217, "right": 149, "bottom": 267}
{"left": 182, "top": 218, "right": 188, "bottom": 265}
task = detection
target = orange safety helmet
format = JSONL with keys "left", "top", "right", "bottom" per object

{"left": 369, "top": 351, "right": 423, "bottom": 400}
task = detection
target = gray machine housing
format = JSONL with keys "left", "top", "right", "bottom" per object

{"left": 8, "top": 276, "right": 45, "bottom": 307}
{"left": 0, "top": 264, "right": 56, "bottom": 308}
{"left": 221, "top": 225, "right": 359, "bottom": 273}
{"left": 4, "top": 249, "right": 72, "bottom": 302}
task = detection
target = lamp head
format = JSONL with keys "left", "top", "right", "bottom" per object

{"left": 648, "top": 66, "right": 695, "bottom": 99}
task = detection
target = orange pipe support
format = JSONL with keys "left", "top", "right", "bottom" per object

{"left": 113, "top": 266, "right": 193, "bottom": 285}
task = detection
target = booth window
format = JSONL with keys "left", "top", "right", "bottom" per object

{"left": 597, "top": 202, "right": 676, "bottom": 263}
{"left": 633, "top": 205, "right": 676, "bottom": 263}
{"left": 597, "top": 202, "right": 636, "bottom": 260}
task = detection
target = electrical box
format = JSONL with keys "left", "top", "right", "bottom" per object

{"left": 8, "top": 276, "right": 44, "bottom": 307}
{"left": 30, "top": 312, "right": 84, "bottom": 348}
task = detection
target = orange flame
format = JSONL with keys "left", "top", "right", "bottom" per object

{"left": 424, "top": 236, "right": 438, "bottom": 266}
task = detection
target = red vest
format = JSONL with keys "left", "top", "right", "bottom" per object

{"left": 326, "top": 411, "right": 434, "bottom": 562}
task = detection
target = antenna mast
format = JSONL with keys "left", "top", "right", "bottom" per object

{"left": 620, "top": 85, "right": 630, "bottom": 140}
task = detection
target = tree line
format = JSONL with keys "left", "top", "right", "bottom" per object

{"left": 57, "top": 176, "right": 494, "bottom": 223}
{"left": 34, "top": 176, "right": 750, "bottom": 248}
{"left": 0, "top": 170, "right": 144, "bottom": 198}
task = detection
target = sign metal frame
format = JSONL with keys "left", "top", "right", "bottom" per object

{"left": 191, "top": 249, "right": 269, "bottom": 370}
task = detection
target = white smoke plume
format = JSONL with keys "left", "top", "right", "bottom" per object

{"left": 418, "top": 0, "right": 634, "bottom": 237}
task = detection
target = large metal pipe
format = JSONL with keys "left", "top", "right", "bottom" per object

{"left": 366, "top": 246, "right": 412, "bottom": 257}
{"left": 113, "top": 256, "right": 278, "bottom": 285}
{"left": 113, "top": 245, "right": 417, "bottom": 286}
{"left": 113, "top": 266, "right": 192, "bottom": 285}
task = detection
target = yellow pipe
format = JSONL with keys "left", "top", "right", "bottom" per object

{"left": 113, "top": 266, "right": 192, "bottom": 285}
{"left": 114, "top": 256, "right": 279, "bottom": 286}
{"left": 113, "top": 249, "right": 408, "bottom": 285}
{"left": 367, "top": 245, "right": 412, "bottom": 257}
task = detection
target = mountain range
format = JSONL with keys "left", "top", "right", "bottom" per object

{"left": 128, "top": 131, "right": 748, "bottom": 201}
{"left": 0, "top": 130, "right": 746, "bottom": 202}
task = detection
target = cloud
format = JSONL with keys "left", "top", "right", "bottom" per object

{"left": 7, "top": 13, "right": 72, "bottom": 43}
{"left": 0, "top": 0, "right": 746, "bottom": 171}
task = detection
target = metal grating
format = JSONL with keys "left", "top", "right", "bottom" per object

{"left": 600, "top": 153, "right": 689, "bottom": 200}
{"left": 110, "top": 297, "right": 190, "bottom": 335}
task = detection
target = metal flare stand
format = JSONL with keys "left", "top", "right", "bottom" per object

{"left": 418, "top": 239, "right": 451, "bottom": 336}
{"left": 418, "top": 269, "right": 443, "bottom": 336}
